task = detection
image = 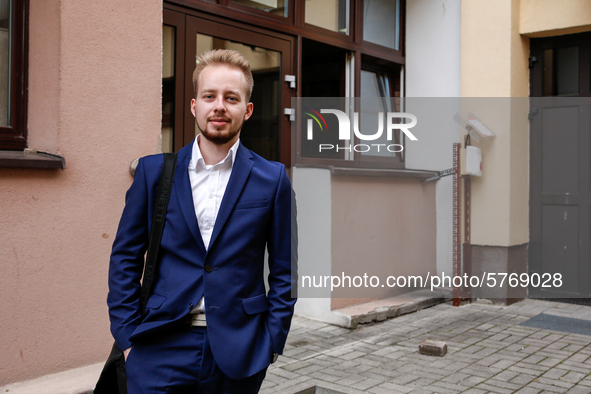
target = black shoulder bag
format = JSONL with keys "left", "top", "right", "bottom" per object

{"left": 94, "top": 152, "right": 177, "bottom": 394}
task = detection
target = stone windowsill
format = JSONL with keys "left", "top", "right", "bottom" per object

{"left": 0, "top": 150, "right": 66, "bottom": 169}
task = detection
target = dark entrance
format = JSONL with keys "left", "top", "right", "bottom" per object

{"left": 163, "top": 7, "right": 295, "bottom": 167}
{"left": 529, "top": 32, "right": 591, "bottom": 300}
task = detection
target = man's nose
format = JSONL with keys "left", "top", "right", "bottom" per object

{"left": 213, "top": 97, "right": 226, "bottom": 112}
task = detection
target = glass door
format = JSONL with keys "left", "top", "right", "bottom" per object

{"left": 193, "top": 34, "right": 282, "bottom": 161}
{"left": 163, "top": 10, "right": 294, "bottom": 167}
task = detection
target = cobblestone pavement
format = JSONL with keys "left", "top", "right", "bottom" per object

{"left": 261, "top": 299, "right": 591, "bottom": 394}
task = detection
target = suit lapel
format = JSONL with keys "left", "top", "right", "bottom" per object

{"left": 208, "top": 143, "right": 253, "bottom": 251}
{"left": 174, "top": 141, "right": 206, "bottom": 254}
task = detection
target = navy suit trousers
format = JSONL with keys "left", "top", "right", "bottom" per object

{"left": 125, "top": 324, "right": 267, "bottom": 394}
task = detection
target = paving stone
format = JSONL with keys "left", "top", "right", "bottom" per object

{"left": 263, "top": 300, "right": 591, "bottom": 394}
{"left": 367, "top": 382, "right": 413, "bottom": 394}
{"left": 337, "top": 374, "right": 373, "bottom": 387}
{"left": 359, "top": 369, "right": 399, "bottom": 380}
{"left": 513, "top": 386, "right": 542, "bottom": 394}
{"left": 458, "top": 374, "right": 488, "bottom": 387}
{"left": 485, "top": 378, "right": 523, "bottom": 390}
{"left": 508, "top": 364, "right": 548, "bottom": 375}
{"left": 422, "top": 384, "right": 462, "bottom": 394}
{"left": 565, "top": 385, "right": 591, "bottom": 394}
{"left": 473, "top": 382, "right": 514, "bottom": 394}
{"left": 536, "top": 376, "right": 575, "bottom": 389}
{"left": 309, "top": 371, "right": 342, "bottom": 383}
{"left": 490, "top": 358, "right": 517, "bottom": 369}
{"left": 560, "top": 371, "right": 586, "bottom": 384}
{"left": 429, "top": 380, "right": 466, "bottom": 392}
{"left": 349, "top": 377, "right": 385, "bottom": 390}
{"left": 553, "top": 362, "right": 591, "bottom": 375}
{"left": 525, "top": 381, "right": 566, "bottom": 393}
{"left": 282, "top": 360, "right": 314, "bottom": 372}
{"left": 408, "top": 389, "right": 435, "bottom": 394}
{"left": 461, "top": 365, "right": 503, "bottom": 378}
{"left": 542, "top": 368, "right": 569, "bottom": 379}
{"left": 418, "top": 340, "right": 448, "bottom": 357}
{"left": 268, "top": 367, "right": 301, "bottom": 380}
{"left": 510, "top": 373, "right": 537, "bottom": 385}
{"left": 538, "top": 357, "right": 564, "bottom": 368}
{"left": 441, "top": 372, "right": 472, "bottom": 384}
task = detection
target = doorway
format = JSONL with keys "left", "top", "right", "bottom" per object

{"left": 529, "top": 32, "right": 591, "bottom": 300}
{"left": 163, "top": 9, "right": 295, "bottom": 167}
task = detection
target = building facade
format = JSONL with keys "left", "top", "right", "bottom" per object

{"left": 1, "top": 0, "right": 590, "bottom": 385}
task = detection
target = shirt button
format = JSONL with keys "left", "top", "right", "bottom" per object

{"left": 205, "top": 224, "right": 211, "bottom": 230}
{"left": 209, "top": 194, "right": 213, "bottom": 199}
{"left": 205, "top": 264, "right": 213, "bottom": 273}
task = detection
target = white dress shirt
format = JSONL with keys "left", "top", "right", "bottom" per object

{"left": 188, "top": 134, "right": 239, "bottom": 313}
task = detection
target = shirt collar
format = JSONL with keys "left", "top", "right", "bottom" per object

{"left": 190, "top": 134, "right": 240, "bottom": 170}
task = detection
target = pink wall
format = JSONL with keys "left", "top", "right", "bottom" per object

{"left": 0, "top": 0, "right": 162, "bottom": 384}
{"left": 331, "top": 177, "right": 437, "bottom": 310}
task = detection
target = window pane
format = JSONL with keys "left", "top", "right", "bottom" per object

{"left": 0, "top": 0, "right": 11, "bottom": 127}
{"left": 300, "top": 40, "right": 347, "bottom": 159}
{"left": 363, "top": 0, "right": 399, "bottom": 50}
{"left": 543, "top": 46, "right": 579, "bottom": 96}
{"left": 359, "top": 70, "right": 396, "bottom": 158}
{"left": 162, "top": 25, "right": 175, "bottom": 153}
{"left": 232, "top": 0, "right": 288, "bottom": 17}
{"left": 556, "top": 46, "right": 579, "bottom": 95}
{"left": 305, "top": 0, "right": 349, "bottom": 35}
{"left": 196, "top": 35, "right": 282, "bottom": 162}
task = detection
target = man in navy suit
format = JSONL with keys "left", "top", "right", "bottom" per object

{"left": 107, "top": 49, "right": 296, "bottom": 393}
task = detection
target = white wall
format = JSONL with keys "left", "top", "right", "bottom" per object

{"left": 405, "top": 0, "right": 461, "bottom": 276}
{"left": 293, "top": 167, "right": 351, "bottom": 325}
{"left": 406, "top": 0, "right": 461, "bottom": 97}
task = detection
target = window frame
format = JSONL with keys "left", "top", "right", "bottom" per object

{"left": 0, "top": 0, "right": 28, "bottom": 151}
{"left": 164, "top": 0, "right": 407, "bottom": 170}
{"left": 354, "top": 58, "right": 404, "bottom": 167}
{"left": 530, "top": 31, "right": 591, "bottom": 98}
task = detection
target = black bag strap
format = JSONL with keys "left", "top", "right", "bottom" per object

{"left": 139, "top": 152, "right": 177, "bottom": 315}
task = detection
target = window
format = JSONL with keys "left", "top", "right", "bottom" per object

{"left": 358, "top": 67, "right": 401, "bottom": 160}
{"left": 0, "top": 0, "right": 28, "bottom": 150}
{"left": 362, "top": 0, "right": 400, "bottom": 50}
{"left": 530, "top": 32, "right": 591, "bottom": 97}
{"left": 305, "top": 0, "right": 349, "bottom": 35}
{"left": 232, "top": 0, "right": 288, "bottom": 18}
{"left": 163, "top": 0, "right": 406, "bottom": 169}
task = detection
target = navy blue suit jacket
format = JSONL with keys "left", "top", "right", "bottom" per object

{"left": 107, "top": 141, "right": 296, "bottom": 379}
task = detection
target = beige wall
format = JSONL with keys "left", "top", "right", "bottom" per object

{"left": 520, "top": 0, "right": 591, "bottom": 37}
{"left": 331, "top": 177, "right": 436, "bottom": 309}
{"left": 462, "top": 0, "right": 591, "bottom": 248}
{"left": 0, "top": 0, "right": 162, "bottom": 384}
{"left": 461, "top": 0, "right": 529, "bottom": 247}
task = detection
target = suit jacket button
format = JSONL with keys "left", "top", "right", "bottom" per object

{"left": 205, "top": 264, "right": 213, "bottom": 273}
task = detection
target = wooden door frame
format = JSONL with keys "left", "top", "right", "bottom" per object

{"left": 164, "top": 6, "right": 296, "bottom": 167}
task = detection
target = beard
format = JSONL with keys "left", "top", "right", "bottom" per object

{"left": 196, "top": 116, "right": 243, "bottom": 145}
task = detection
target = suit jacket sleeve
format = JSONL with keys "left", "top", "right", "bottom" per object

{"left": 266, "top": 164, "right": 297, "bottom": 354}
{"left": 107, "top": 157, "right": 152, "bottom": 351}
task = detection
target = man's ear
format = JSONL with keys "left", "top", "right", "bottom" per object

{"left": 190, "top": 98, "right": 196, "bottom": 117}
{"left": 244, "top": 102, "right": 254, "bottom": 121}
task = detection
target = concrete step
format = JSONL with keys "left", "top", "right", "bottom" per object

{"left": 332, "top": 288, "right": 452, "bottom": 328}
{"left": 0, "top": 362, "right": 102, "bottom": 394}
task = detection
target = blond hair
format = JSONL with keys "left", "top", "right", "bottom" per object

{"left": 192, "top": 49, "right": 254, "bottom": 101}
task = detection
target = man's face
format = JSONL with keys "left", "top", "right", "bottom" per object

{"left": 191, "top": 64, "right": 253, "bottom": 145}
